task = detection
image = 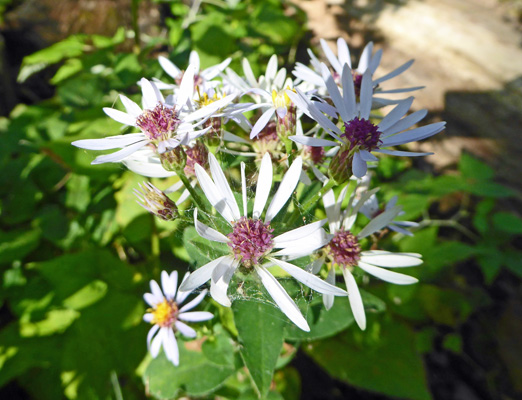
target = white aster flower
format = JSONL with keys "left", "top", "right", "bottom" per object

{"left": 179, "top": 152, "right": 346, "bottom": 331}
{"left": 72, "top": 67, "right": 235, "bottom": 164}
{"left": 288, "top": 65, "right": 445, "bottom": 179}
{"left": 320, "top": 186, "right": 422, "bottom": 330}
{"left": 144, "top": 270, "right": 213, "bottom": 366}
{"left": 156, "top": 50, "right": 232, "bottom": 93}
{"left": 293, "top": 38, "right": 423, "bottom": 104}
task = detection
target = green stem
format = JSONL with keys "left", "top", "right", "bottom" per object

{"left": 301, "top": 179, "right": 337, "bottom": 210}
{"left": 176, "top": 172, "right": 207, "bottom": 212}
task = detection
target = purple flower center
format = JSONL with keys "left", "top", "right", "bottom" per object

{"left": 342, "top": 117, "right": 382, "bottom": 152}
{"left": 184, "top": 142, "right": 209, "bottom": 177}
{"left": 352, "top": 71, "right": 363, "bottom": 98}
{"left": 304, "top": 145, "right": 325, "bottom": 165}
{"left": 327, "top": 228, "right": 361, "bottom": 267}
{"left": 255, "top": 120, "right": 279, "bottom": 143}
{"left": 227, "top": 217, "right": 274, "bottom": 268}
{"left": 136, "top": 104, "right": 180, "bottom": 141}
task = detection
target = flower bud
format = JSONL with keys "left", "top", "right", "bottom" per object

{"left": 328, "top": 146, "right": 353, "bottom": 184}
{"left": 134, "top": 182, "right": 178, "bottom": 221}
{"left": 160, "top": 146, "right": 186, "bottom": 172}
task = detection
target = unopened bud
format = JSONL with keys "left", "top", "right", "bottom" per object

{"left": 328, "top": 146, "right": 353, "bottom": 184}
{"left": 134, "top": 182, "right": 178, "bottom": 221}
{"left": 160, "top": 146, "right": 186, "bottom": 172}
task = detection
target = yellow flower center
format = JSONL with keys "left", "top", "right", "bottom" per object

{"left": 271, "top": 86, "right": 295, "bottom": 108}
{"left": 151, "top": 299, "right": 178, "bottom": 327}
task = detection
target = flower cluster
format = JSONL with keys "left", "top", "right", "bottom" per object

{"left": 73, "top": 38, "right": 445, "bottom": 366}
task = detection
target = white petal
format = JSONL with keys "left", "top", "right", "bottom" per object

{"left": 374, "top": 59, "right": 414, "bottom": 84}
{"left": 143, "top": 313, "right": 153, "bottom": 323}
{"left": 374, "top": 149, "right": 434, "bottom": 157}
{"left": 161, "top": 270, "right": 177, "bottom": 300}
{"left": 208, "top": 153, "right": 241, "bottom": 220}
{"left": 320, "top": 39, "right": 342, "bottom": 74}
{"left": 357, "top": 42, "right": 373, "bottom": 72}
{"left": 352, "top": 151, "right": 368, "bottom": 178}
{"left": 242, "top": 58, "right": 257, "bottom": 87}
{"left": 176, "top": 64, "right": 195, "bottom": 109}
{"left": 289, "top": 135, "right": 339, "bottom": 147}
{"left": 119, "top": 95, "right": 143, "bottom": 118}
{"left": 323, "top": 266, "right": 336, "bottom": 310}
{"left": 368, "top": 49, "right": 382, "bottom": 74}
{"left": 241, "top": 162, "right": 248, "bottom": 217}
{"left": 321, "top": 64, "right": 350, "bottom": 123}
{"left": 178, "top": 289, "right": 207, "bottom": 312}
{"left": 210, "top": 257, "right": 237, "bottom": 307}
{"left": 377, "top": 97, "right": 414, "bottom": 132}
{"left": 189, "top": 51, "right": 200, "bottom": 73}
{"left": 359, "top": 149, "right": 378, "bottom": 162}
{"left": 341, "top": 64, "right": 357, "bottom": 121}
{"left": 140, "top": 78, "right": 163, "bottom": 110}
{"left": 359, "top": 70, "right": 373, "bottom": 120}
{"left": 144, "top": 293, "right": 160, "bottom": 307}
{"left": 337, "top": 37, "right": 351, "bottom": 68}
{"left": 250, "top": 107, "right": 276, "bottom": 139}
{"left": 194, "top": 164, "right": 236, "bottom": 223}
{"left": 360, "top": 254, "right": 423, "bottom": 268}
{"left": 103, "top": 107, "right": 137, "bottom": 126}
{"left": 342, "top": 268, "right": 366, "bottom": 330}
{"left": 381, "top": 122, "right": 446, "bottom": 147}
{"left": 268, "top": 258, "right": 346, "bottom": 296}
{"left": 265, "top": 55, "right": 278, "bottom": 82}
{"left": 357, "top": 206, "right": 401, "bottom": 238}
{"left": 147, "top": 325, "right": 160, "bottom": 348}
{"left": 273, "top": 219, "right": 327, "bottom": 247}
{"left": 71, "top": 133, "right": 145, "bottom": 150}
{"left": 271, "top": 230, "right": 332, "bottom": 259}
{"left": 358, "top": 261, "right": 418, "bottom": 285}
{"left": 255, "top": 265, "right": 310, "bottom": 332}
{"left": 265, "top": 157, "right": 302, "bottom": 222}
{"left": 179, "top": 311, "right": 214, "bottom": 322}
{"left": 164, "top": 329, "right": 179, "bottom": 366}
{"left": 253, "top": 153, "right": 273, "bottom": 219}
{"left": 202, "top": 58, "right": 232, "bottom": 80}
{"left": 91, "top": 140, "right": 148, "bottom": 164}
{"left": 178, "top": 256, "right": 227, "bottom": 292}
{"left": 382, "top": 109, "right": 427, "bottom": 137}
{"left": 150, "top": 327, "right": 165, "bottom": 358}
{"left": 194, "top": 209, "right": 229, "bottom": 243}
{"left": 175, "top": 320, "right": 197, "bottom": 338}
{"left": 158, "top": 56, "right": 181, "bottom": 79}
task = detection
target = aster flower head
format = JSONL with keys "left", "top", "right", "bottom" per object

{"left": 144, "top": 271, "right": 213, "bottom": 366}
{"left": 288, "top": 64, "right": 446, "bottom": 178}
{"left": 72, "top": 67, "right": 236, "bottom": 165}
{"left": 320, "top": 186, "right": 422, "bottom": 330}
{"left": 293, "top": 38, "right": 423, "bottom": 105}
{"left": 179, "top": 152, "right": 347, "bottom": 331}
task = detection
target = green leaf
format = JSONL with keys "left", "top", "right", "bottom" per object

{"left": 459, "top": 153, "right": 494, "bottom": 181}
{"left": 183, "top": 226, "right": 229, "bottom": 267}
{"left": 0, "top": 229, "right": 40, "bottom": 265}
{"left": 472, "top": 198, "right": 495, "bottom": 235}
{"left": 202, "top": 324, "right": 237, "bottom": 367}
{"left": 18, "top": 35, "right": 87, "bottom": 82}
{"left": 306, "top": 320, "right": 432, "bottom": 400}
{"left": 492, "top": 211, "right": 522, "bottom": 234}
{"left": 283, "top": 291, "right": 385, "bottom": 342}
{"left": 144, "top": 344, "right": 236, "bottom": 398}
{"left": 233, "top": 300, "right": 285, "bottom": 398}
